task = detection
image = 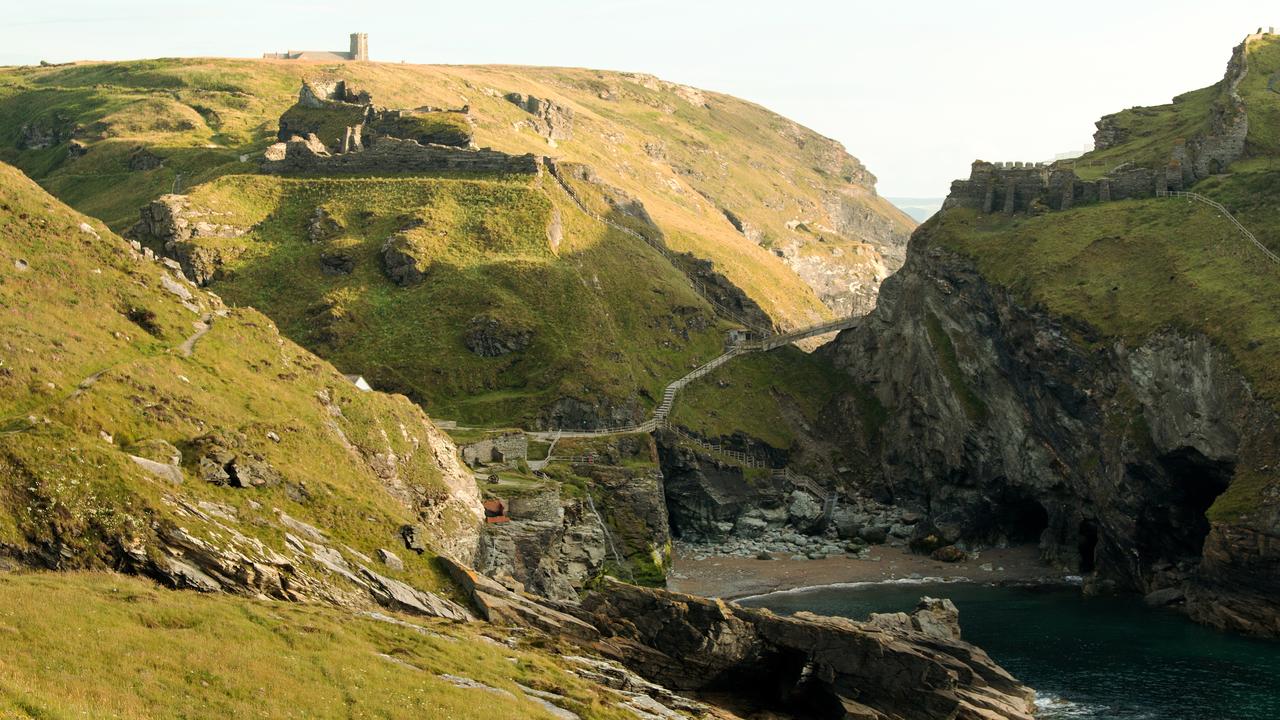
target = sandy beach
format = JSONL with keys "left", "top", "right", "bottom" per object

{"left": 667, "top": 543, "right": 1066, "bottom": 599}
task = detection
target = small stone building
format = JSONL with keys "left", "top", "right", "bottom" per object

{"left": 264, "top": 33, "right": 368, "bottom": 61}
{"left": 462, "top": 432, "right": 529, "bottom": 468}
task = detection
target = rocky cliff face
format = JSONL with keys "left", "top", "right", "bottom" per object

{"left": 824, "top": 225, "right": 1280, "bottom": 637}
{"left": 477, "top": 439, "right": 672, "bottom": 599}
{"left": 578, "top": 581, "right": 1036, "bottom": 720}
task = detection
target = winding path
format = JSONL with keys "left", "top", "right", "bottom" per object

{"left": 524, "top": 311, "right": 861, "bottom": 445}
{"left": 1156, "top": 190, "right": 1280, "bottom": 264}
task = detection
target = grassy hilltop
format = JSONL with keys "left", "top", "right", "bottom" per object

{"left": 0, "top": 58, "right": 912, "bottom": 427}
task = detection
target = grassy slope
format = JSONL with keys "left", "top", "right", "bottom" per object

{"left": 0, "top": 160, "right": 477, "bottom": 591}
{"left": 0, "top": 58, "right": 909, "bottom": 427}
{"left": 1070, "top": 84, "right": 1219, "bottom": 179}
{"left": 175, "top": 171, "right": 725, "bottom": 426}
{"left": 0, "top": 57, "right": 916, "bottom": 330}
{"left": 0, "top": 572, "right": 633, "bottom": 720}
{"left": 926, "top": 37, "right": 1280, "bottom": 523}
{"left": 669, "top": 346, "right": 862, "bottom": 450}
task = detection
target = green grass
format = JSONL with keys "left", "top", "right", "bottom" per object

{"left": 162, "top": 172, "right": 727, "bottom": 427}
{"left": 669, "top": 345, "right": 857, "bottom": 449}
{"left": 0, "top": 56, "right": 920, "bottom": 432}
{"left": 0, "top": 160, "right": 478, "bottom": 594}
{"left": 1066, "top": 85, "right": 1220, "bottom": 180}
{"left": 368, "top": 111, "right": 473, "bottom": 147}
{"left": 1061, "top": 35, "right": 1280, "bottom": 182}
{"left": 0, "top": 571, "right": 634, "bottom": 720}
{"left": 279, "top": 101, "right": 368, "bottom": 149}
{"left": 1240, "top": 35, "right": 1280, "bottom": 157}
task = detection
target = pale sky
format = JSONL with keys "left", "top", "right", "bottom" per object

{"left": 3, "top": 1, "right": 1275, "bottom": 197}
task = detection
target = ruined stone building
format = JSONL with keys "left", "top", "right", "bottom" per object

{"left": 264, "top": 33, "right": 368, "bottom": 61}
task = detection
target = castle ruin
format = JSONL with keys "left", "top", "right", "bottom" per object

{"left": 262, "top": 80, "right": 544, "bottom": 176}
{"left": 946, "top": 33, "right": 1253, "bottom": 217}
{"left": 264, "top": 33, "right": 368, "bottom": 62}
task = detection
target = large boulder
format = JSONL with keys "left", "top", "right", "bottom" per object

{"left": 319, "top": 248, "right": 356, "bottom": 275}
{"left": 189, "top": 433, "right": 282, "bottom": 489}
{"left": 16, "top": 113, "right": 76, "bottom": 150}
{"left": 127, "top": 148, "right": 164, "bottom": 171}
{"left": 505, "top": 93, "right": 574, "bottom": 142}
{"left": 381, "top": 229, "right": 429, "bottom": 287}
{"left": 786, "top": 490, "right": 824, "bottom": 533}
{"left": 132, "top": 194, "right": 245, "bottom": 285}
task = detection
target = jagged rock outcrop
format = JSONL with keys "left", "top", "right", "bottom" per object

{"left": 381, "top": 228, "right": 429, "bottom": 287}
{"left": 656, "top": 435, "right": 789, "bottom": 541}
{"left": 463, "top": 314, "right": 532, "bottom": 357}
{"left": 190, "top": 432, "right": 283, "bottom": 489}
{"left": 307, "top": 206, "right": 344, "bottom": 242}
{"left": 131, "top": 194, "right": 246, "bottom": 284}
{"left": 319, "top": 248, "right": 356, "bottom": 275}
{"left": 538, "top": 393, "right": 648, "bottom": 432}
{"left": 127, "top": 147, "right": 164, "bottom": 171}
{"left": 16, "top": 113, "right": 77, "bottom": 150}
{"left": 476, "top": 489, "right": 605, "bottom": 601}
{"left": 505, "top": 92, "right": 575, "bottom": 142}
{"left": 824, "top": 225, "right": 1280, "bottom": 637}
{"left": 440, "top": 555, "right": 600, "bottom": 641}
{"left": 477, "top": 439, "right": 671, "bottom": 598}
{"left": 579, "top": 581, "right": 1036, "bottom": 720}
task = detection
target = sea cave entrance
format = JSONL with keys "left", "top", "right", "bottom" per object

{"left": 1137, "top": 447, "right": 1233, "bottom": 565}
{"left": 1077, "top": 520, "right": 1099, "bottom": 573}
{"left": 992, "top": 491, "right": 1050, "bottom": 545}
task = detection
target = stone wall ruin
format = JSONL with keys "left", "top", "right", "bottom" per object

{"left": 263, "top": 80, "right": 542, "bottom": 176}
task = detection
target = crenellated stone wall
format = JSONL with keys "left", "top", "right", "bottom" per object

{"left": 944, "top": 159, "right": 1166, "bottom": 215}
{"left": 956, "top": 35, "right": 1256, "bottom": 218}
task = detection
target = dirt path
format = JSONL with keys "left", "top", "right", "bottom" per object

{"left": 179, "top": 314, "right": 214, "bottom": 357}
{"left": 667, "top": 544, "right": 1064, "bottom": 600}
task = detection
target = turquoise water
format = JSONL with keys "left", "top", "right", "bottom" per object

{"left": 738, "top": 582, "right": 1280, "bottom": 719}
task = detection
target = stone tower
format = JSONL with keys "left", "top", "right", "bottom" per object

{"left": 349, "top": 33, "right": 369, "bottom": 61}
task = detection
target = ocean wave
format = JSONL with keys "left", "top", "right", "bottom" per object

{"left": 1035, "top": 694, "right": 1160, "bottom": 719}
{"left": 1035, "top": 694, "right": 1110, "bottom": 718}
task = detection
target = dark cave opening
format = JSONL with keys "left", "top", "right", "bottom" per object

{"left": 1138, "top": 447, "right": 1233, "bottom": 565}
{"left": 1078, "top": 520, "right": 1099, "bottom": 573}
{"left": 703, "top": 650, "right": 845, "bottom": 720}
{"left": 994, "top": 492, "right": 1050, "bottom": 544}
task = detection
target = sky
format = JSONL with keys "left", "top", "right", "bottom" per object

{"left": 4, "top": 0, "right": 1276, "bottom": 197}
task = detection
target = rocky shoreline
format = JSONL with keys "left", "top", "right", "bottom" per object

{"left": 578, "top": 580, "right": 1038, "bottom": 720}
{"left": 669, "top": 542, "right": 1067, "bottom": 599}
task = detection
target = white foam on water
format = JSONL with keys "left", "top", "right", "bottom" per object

{"left": 1035, "top": 694, "right": 1109, "bottom": 718}
{"left": 1035, "top": 694, "right": 1162, "bottom": 719}
{"left": 734, "top": 575, "right": 969, "bottom": 603}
